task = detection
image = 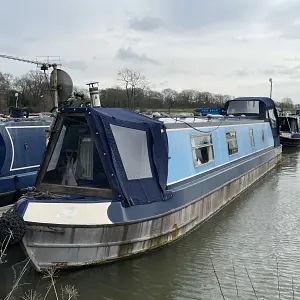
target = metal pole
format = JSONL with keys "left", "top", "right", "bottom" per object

{"left": 15, "top": 92, "right": 18, "bottom": 108}
{"left": 269, "top": 78, "right": 273, "bottom": 98}
{"left": 52, "top": 64, "right": 58, "bottom": 111}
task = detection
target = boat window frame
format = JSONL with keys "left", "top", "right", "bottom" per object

{"left": 35, "top": 113, "right": 114, "bottom": 199}
{"left": 268, "top": 108, "right": 277, "bottom": 129}
{"left": 226, "top": 130, "right": 239, "bottom": 156}
{"left": 190, "top": 133, "right": 215, "bottom": 168}
{"left": 249, "top": 128, "right": 255, "bottom": 148}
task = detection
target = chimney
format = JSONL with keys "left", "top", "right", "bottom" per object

{"left": 87, "top": 82, "right": 101, "bottom": 107}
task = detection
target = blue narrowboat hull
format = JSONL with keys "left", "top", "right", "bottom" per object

{"left": 0, "top": 119, "right": 51, "bottom": 206}
{"left": 17, "top": 144, "right": 282, "bottom": 271}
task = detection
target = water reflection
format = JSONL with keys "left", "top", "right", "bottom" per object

{"left": 2, "top": 149, "right": 300, "bottom": 299}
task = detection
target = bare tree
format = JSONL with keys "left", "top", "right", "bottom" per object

{"left": 117, "top": 68, "right": 149, "bottom": 110}
{"left": 0, "top": 72, "right": 13, "bottom": 112}
{"left": 162, "top": 88, "right": 178, "bottom": 114}
{"left": 282, "top": 97, "right": 294, "bottom": 109}
{"left": 73, "top": 86, "right": 90, "bottom": 99}
{"left": 14, "top": 71, "right": 51, "bottom": 112}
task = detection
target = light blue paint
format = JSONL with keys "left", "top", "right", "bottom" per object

{"left": 166, "top": 122, "right": 274, "bottom": 184}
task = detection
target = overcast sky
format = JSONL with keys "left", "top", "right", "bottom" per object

{"left": 1, "top": 0, "right": 300, "bottom": 102}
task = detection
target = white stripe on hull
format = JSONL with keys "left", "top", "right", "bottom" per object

{"left": 23, "top": 202, "right": 113, "bottom": 225}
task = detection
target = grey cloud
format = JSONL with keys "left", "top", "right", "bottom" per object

{"left": 281, "top": 25, "right": 300, "bottom": 40}
{"left": 62, "top": 60, "right": 88, "bottom": 71}
{"left": 261, "top": 65, "right": 300, "bottom": 78}
{"left": 116, "top": 47, "right": 160, "bottom": 65}
{"left": 284, "top": 57, "right": 300, "bottom": 62}
{"left": 159, "top": 0, "right": 267, "bottom": 32}
{"left": 231, "top": 65, "right": 300, "bottom": 79}
{"left": 233, "top": 68, "right": 253, "bottom": 77}
{"left": 265, "top": 1, "right": 300, "bottom": 27}
{"left": 22, "top": 37, "right": 41, "bottom": 44}
{"left": 129, "top": 16, "right": 164, "bottom": 31}
{"left": 0, "top": 0, "right": 125, "bottom": 40}
{"left": 126, "top": 37, "right": 142, "bottom": 44}
{"left": 264, "top": 1, "right": 300, "bottom": 39}
{"left": 0, "top": 44, "right": 21, "bottom": 55}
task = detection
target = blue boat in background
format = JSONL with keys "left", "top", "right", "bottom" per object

{"left": 278, "top": 115, "right": 300, "bottom": 147}
{"left": 0, "top": 111, "right": 52, "bottom": 207}
{"left": 14, "top": 95, "right": 282, "bottom": 272}
{"left": 194, "top": 107, "right": 225, "bottom": 116}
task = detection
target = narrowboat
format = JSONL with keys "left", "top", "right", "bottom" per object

{"left": 0, "top": 112, "right": 52, "bottom": 207}
{"left": 278, "top": 115, "right": 300, "bottom": 147}
{"left": 13, "top": 96, "right": 281, "bottom": 272}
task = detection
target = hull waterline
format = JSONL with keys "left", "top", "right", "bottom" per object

{"left": 280, "top": 136, "right": 300, "bottom": 147}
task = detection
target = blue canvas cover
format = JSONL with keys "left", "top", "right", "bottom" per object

{"left": 85, "top": 108, "right": 171, "bottom": 207}
{"left": 228, "top": 97, "right": 275, "bottom": 109}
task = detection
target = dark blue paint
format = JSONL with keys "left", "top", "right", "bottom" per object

{"left": 87, "top": 108, "right": 171, "bottom": 206}
{"left": 7, "top": 127, "right": 48, "bottom": 169}
{"left": 0, "top": 119, "right": 51, "bottom": 202}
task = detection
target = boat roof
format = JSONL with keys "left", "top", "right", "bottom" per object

{"left": 160, "top": 117, "right": 266, "bottom": 129}
{"left": 0, "top": 117, "right": 52, "bottom": 126}
{"left": 228, "top": 97, "right": 275, "bottom": 109}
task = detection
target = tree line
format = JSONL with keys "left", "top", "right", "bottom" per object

{"left": 0, "top": 68, "right": 296, "bottom": 113}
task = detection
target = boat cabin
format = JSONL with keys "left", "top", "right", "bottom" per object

{"left": 278, "top": 115, "right": 300, "bottom": 147}
{"left": 278, "top": 115, "right": 300, "bottom": 133}
{"left": 31, "top": 97, "right": 280, "bottom": 208}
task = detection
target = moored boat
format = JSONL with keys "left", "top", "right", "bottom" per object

{"left": 0, "top": 113, "right": 52, "bottom": 207}
{"left": 13, "top": 96, "right": 282, "bottom": 272}
{"left": 278, "top": 115, "right": 300, "bottom": 147}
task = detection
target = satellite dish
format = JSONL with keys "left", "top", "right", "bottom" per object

{"left": 50, "top": 69, "right": 73, "bottom": 103}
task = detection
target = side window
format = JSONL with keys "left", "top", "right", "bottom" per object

{"left": 190, "top": 134, "right": 215, "bottom": 167}
{"left": 249, "top": 129, "right": 255, "bottom": 148}
{"left": 268, "top": 109, "right": 277, "bottom": 128}
{"left": 262, "top": 129, "right": 265, "bottom": 142}
{"left": 226, "top": 131, "right": 238, "bottom": 155}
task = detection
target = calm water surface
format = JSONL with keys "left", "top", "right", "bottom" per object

{"left": 1, "top": 149, "right": 300, "bottom": 299}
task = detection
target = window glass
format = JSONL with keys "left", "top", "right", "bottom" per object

{"left": 190, "top": 134, "right": 214, "bottom": 167}
{"left": 227, "top": 100, "right": 259, "bottom": 114}
{"left": 110, "top": 124, "right": 152, "bottom": 180}
{"left": 249, "top": 129, "right": 255, "bottom": 148}
{"left": 268, "top": 109, "right": 277, "bottom": 128}
{"left": 43, "top": 116, "right": 110, "bottom": 189}
{"left": 226, "top": 131, "right": 238, "bottom": 155}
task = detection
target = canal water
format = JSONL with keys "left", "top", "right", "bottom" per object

{"left": 1, "top": 148, "right": 300, "bottom": 299}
